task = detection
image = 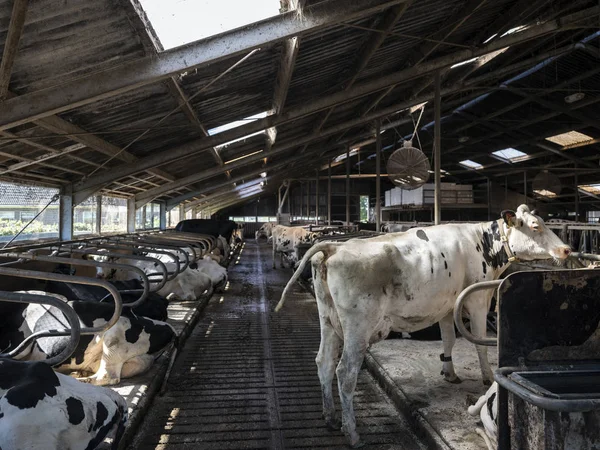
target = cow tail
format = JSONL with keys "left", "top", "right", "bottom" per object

{"left": 274, "top": 242, "right": 342, "bottom": 312}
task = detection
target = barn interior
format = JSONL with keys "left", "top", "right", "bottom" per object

{"left": 1, "top": 0, "right": 600, "bottom": 449}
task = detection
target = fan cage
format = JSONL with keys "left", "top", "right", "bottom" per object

{"left": 386, "top": 142, "right": 431, "bottom": 190}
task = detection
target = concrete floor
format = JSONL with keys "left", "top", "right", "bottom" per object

{"left": 368, "top": 337, "right": 497, "bottom": 450}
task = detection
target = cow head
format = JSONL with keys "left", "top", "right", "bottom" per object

{"left": 502, "top": 204, "right": 571, "bottom": 261}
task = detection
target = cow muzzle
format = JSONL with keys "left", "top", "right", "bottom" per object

{"left": 551, "top": 246, "right": 572, "bottom": 259}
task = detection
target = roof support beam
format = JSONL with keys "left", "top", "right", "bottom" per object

{"left": 71, "top": 18, "right": 596, "bottom": 197}
{"left": 0, "top": 0, "right": 412, "bottom": 131}
{"left": 0, "top": 0, "right": 29, "bottom": 100}
{"left": 184, "top": 179, "right": 266, "bottom": 212}
{"left": 273, "top": 36, "right": 299, "bottom": 115}
{"left": 166, "top": 146, "right": 342, "bottom": 208}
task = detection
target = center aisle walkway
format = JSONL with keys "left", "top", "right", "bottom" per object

{"left": 132, "top": 241, "right": 427, "bottom": 450}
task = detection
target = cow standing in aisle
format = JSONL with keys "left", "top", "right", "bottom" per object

{"left": 271, "top": 225, "right": 320, "bottom": 269}
{"left": 255, "top": 222, "right": 276, "bottom": 241}
{"left": 276, "top": 205, "right": 571, "bottom": 447}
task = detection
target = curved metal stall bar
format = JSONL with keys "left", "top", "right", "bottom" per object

{"left": 153, "top": 231, "right": 217, "bottom": 253}
{"left": 495, "top": 366, "right": 600, "bottom": 412}
{"left": 136, "top": 233, "right": 211, "bottom": 259}
{"left": 96, "top": 238, "right": 192, "bottom": 271}
{"left": 454, "top": 280, "right": 502, "bottom": 347}
{"left": 0, "top": 253, "right": 150, "bottom": 307}
{"left": 0, "top": 267, "right": 122, "bottom": 357}
{"left": 58, "top": 249, "right": 170, "bottom": 291}
{"left": 0, "top": 290, "right": 81, "bottom": 367}
{"left": 125, "top": 237, "right": 198, "bottom": 264}
{"left": 80, "top": 242, "right": 181, "bottom": 280}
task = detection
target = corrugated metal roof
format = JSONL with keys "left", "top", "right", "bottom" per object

{"left": 0, "top": 0, "right": 599, "bottom": 211}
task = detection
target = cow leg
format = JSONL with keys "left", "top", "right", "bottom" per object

{"left": 469, "top": 306, "right": 494, "bottom": 385}
{"left": 439, "top": 312, "right": 461, "bottom": 383}
{"left": 336, "top": 335, "right": 367, "bottom": 448}
{"left": 316, "top": 318, "right": 342, "bottom": 430}
{"left": 120, "top": 354, "right": 155, "bottom": 379}
{"left": 272, "top": 243, "right": 276, "bottom": 269}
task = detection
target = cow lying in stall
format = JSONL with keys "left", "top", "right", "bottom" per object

{"left": 175, "top": 219, "right": 237, "bottom": 262}
{"left": 1, "top": 291, "right": 175, "bottom": 386}
{"left": 468, "top": 382, "right": 498, "bottom": 450}
{"left": 0, "top": 358, "right": 128, "bottom": 450}
{"left": 272, "top": 225, "right": 320, "bottom": 269}
{"left": 276, "top": 205, "right": 571, "bottom": 447}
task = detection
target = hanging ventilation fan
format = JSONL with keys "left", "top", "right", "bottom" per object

{"left": 386, "top": 140, "right": 431, "bottom": 190}
{"left": 532, "top": 170, "right": 562, "bottom": 199}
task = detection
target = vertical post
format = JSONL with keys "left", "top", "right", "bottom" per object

{"left": 159, "top": 202, "right": 167, "bottom": 230}
{"left": 434, "top": 71, "right": 442, "bottom": 225}
{"left": 306, "top": 179, "right": 310, "bottom": 219}
{"left": 314, "top": 174, "right": 319, "bottom": 224}
{"left": 95, "top": 195, "right": 102, "bottom": 235}
{"left": 523, "top": 171, "right": 527, "bottom": 203}
{"left": 327, "top": 160, "right": 332, "bottom": 225}
{"left": 299, "top": 182, "right": 303, "bottom": 220}
{"left": 127, "top": 198, "right": 136, "bottom": 233}
{"left": 59, "top": 186, "right": 73, "bottom": 241}
{"left": 179, "top": 204, "right": 185, "bottom": 223}
{"left": 375, "top": 119, "right": 382, "bottom": 230}
{"left": 346, "top": 145, "right": 350, "bottom": 225}
{"left": 278, "top": 185, "right": 282, "bottom": 214}
{"left": 487, "top": 178, "right": 491, "bottom": 221}
{"left": 575, "top": 172, "right": 580, "bottom": 222}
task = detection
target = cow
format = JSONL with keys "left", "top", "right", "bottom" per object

{"left": 4, "top": 291, "right": 175, "bottom": 386}
{"left": 255, "top": 222, "right": 276, "bottom": 241}
{"left": 275, "top": 205, "right": 571, "bottom": 447}
{"left": 0, "top": 358, "right": 127, "bottom": 450}
{"left": 271, "top": 225, "right": 320, "bottom": 269}
{"left": 468, "top": 382, "right": 498, "bottom": 450}
{"left": 382, "top": 222, "right": 418, "bottom": 233}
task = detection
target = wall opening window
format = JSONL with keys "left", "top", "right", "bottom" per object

{"left": 74, "top": 196, "right": 97, "bottom": 235}
{"left": 101, "top": 196, "right": 127, "bottom": 234}
{"left": 0, "top": 182, "right": 59, "bottom": 242}
{"left": 360, "top": 195, "right": 369, "bottom": 222}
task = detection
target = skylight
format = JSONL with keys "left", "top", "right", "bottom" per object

{"left": 224, "top": 149, "right": 263, "bottom": 165}
{"left": 334, "top": 148, "right": 359, "bottom": 163}
{"left": 139, "top": 0, "right": 282, "bottom": 50}
{"left": 459, "top": 159, "right": 483, "bottom": 170}
{"left": 545, "top": 131, "right": 594, "bottom": 147}
{"left": 579, "top": 184, "right": 600, "bottom": 195}
{"left": 492, "top": 147, "right": 528, "bottom": 163}
{"left": 208, "top": 111, "right": 270, "bottom": 149}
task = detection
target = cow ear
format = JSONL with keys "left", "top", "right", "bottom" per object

{"left": 501, "top": 210, "right": 518, "bottom": 227}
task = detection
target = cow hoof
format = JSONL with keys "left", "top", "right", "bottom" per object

{"left": 441, "top": 371, "right": 462, "bottom": 384}
{"left": 325, "top": 418, "right": 341, "bottom": 431}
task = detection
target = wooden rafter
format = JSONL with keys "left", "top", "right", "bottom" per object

{"left": 0, "top": 0, "right": 29, "bottom": 100}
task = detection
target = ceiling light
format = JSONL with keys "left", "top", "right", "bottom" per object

{"left": 260, "top": 172, "right": 267, "bottom": 178}
{"left": 224, "top": 149, "right": 263, "bottom": 165}
{"left": 458, "top": 136, "right": 470, "bottom": 143}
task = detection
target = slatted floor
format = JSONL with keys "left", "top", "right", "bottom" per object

{"left": 132, "top": 241, "right": 427, "bottom": 450}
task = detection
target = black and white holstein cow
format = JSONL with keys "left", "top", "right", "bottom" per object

{"left": 271, "top": 225, "right": 320, "bottom": 269}
{"left": 0, "top": 358, "right": 127, "bottom": 450}
{"left": 468, "top": 382, "right": 498, "bottom": 450}
{"left": 276, "top": 205, "right": 570, "bottom": 447}
{"left": 2, "top": 291, "right": 175, "bottom": 386}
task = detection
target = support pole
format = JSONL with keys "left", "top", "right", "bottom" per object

{"left": 315, "top": 170, "right": 320, "bottom": 225}
{"left": 278, "top": 185, "right": 282, "bottom": 214}
{"left": 299, "top": 182, "right": 303, "bottom": 220}
{"left": 306, "top": 178, "right": 310, "bottom": 219}
{"left": 487, "top": 178, "right": 491, "bottom": 221}
{"left": 346, "top": 146, "right": 350, "bottom": 225}
{"left": 127, "top": 198, "right": 136, "bottom": 233}
{"left": 523, "top": 171, "right": 527, "bottom": 203}
{"left": 59, "top": 186, "right": 73, "bottom": 241}
{"left": 95, "top": 195, "right": 102, "bottom": 235}
{"left": 434, "top": 71, "right": 442, "bottom": 225}
{"left": 375, "top": 119, "right": 382, "bottom": 230}
{"left": 328, "top": 160, "right": 332, "bottom": 225}
{"left": 159, "top": 202, "right": 167, "bottom": 230}
{"left": 279, "top": 181, "right": 291, "bottom": 214}
{"left": 575, "top": 172, "right": 580, "bottom": 222}
{"left": 179, "top": 204, "right": 185, "bottom": 222}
